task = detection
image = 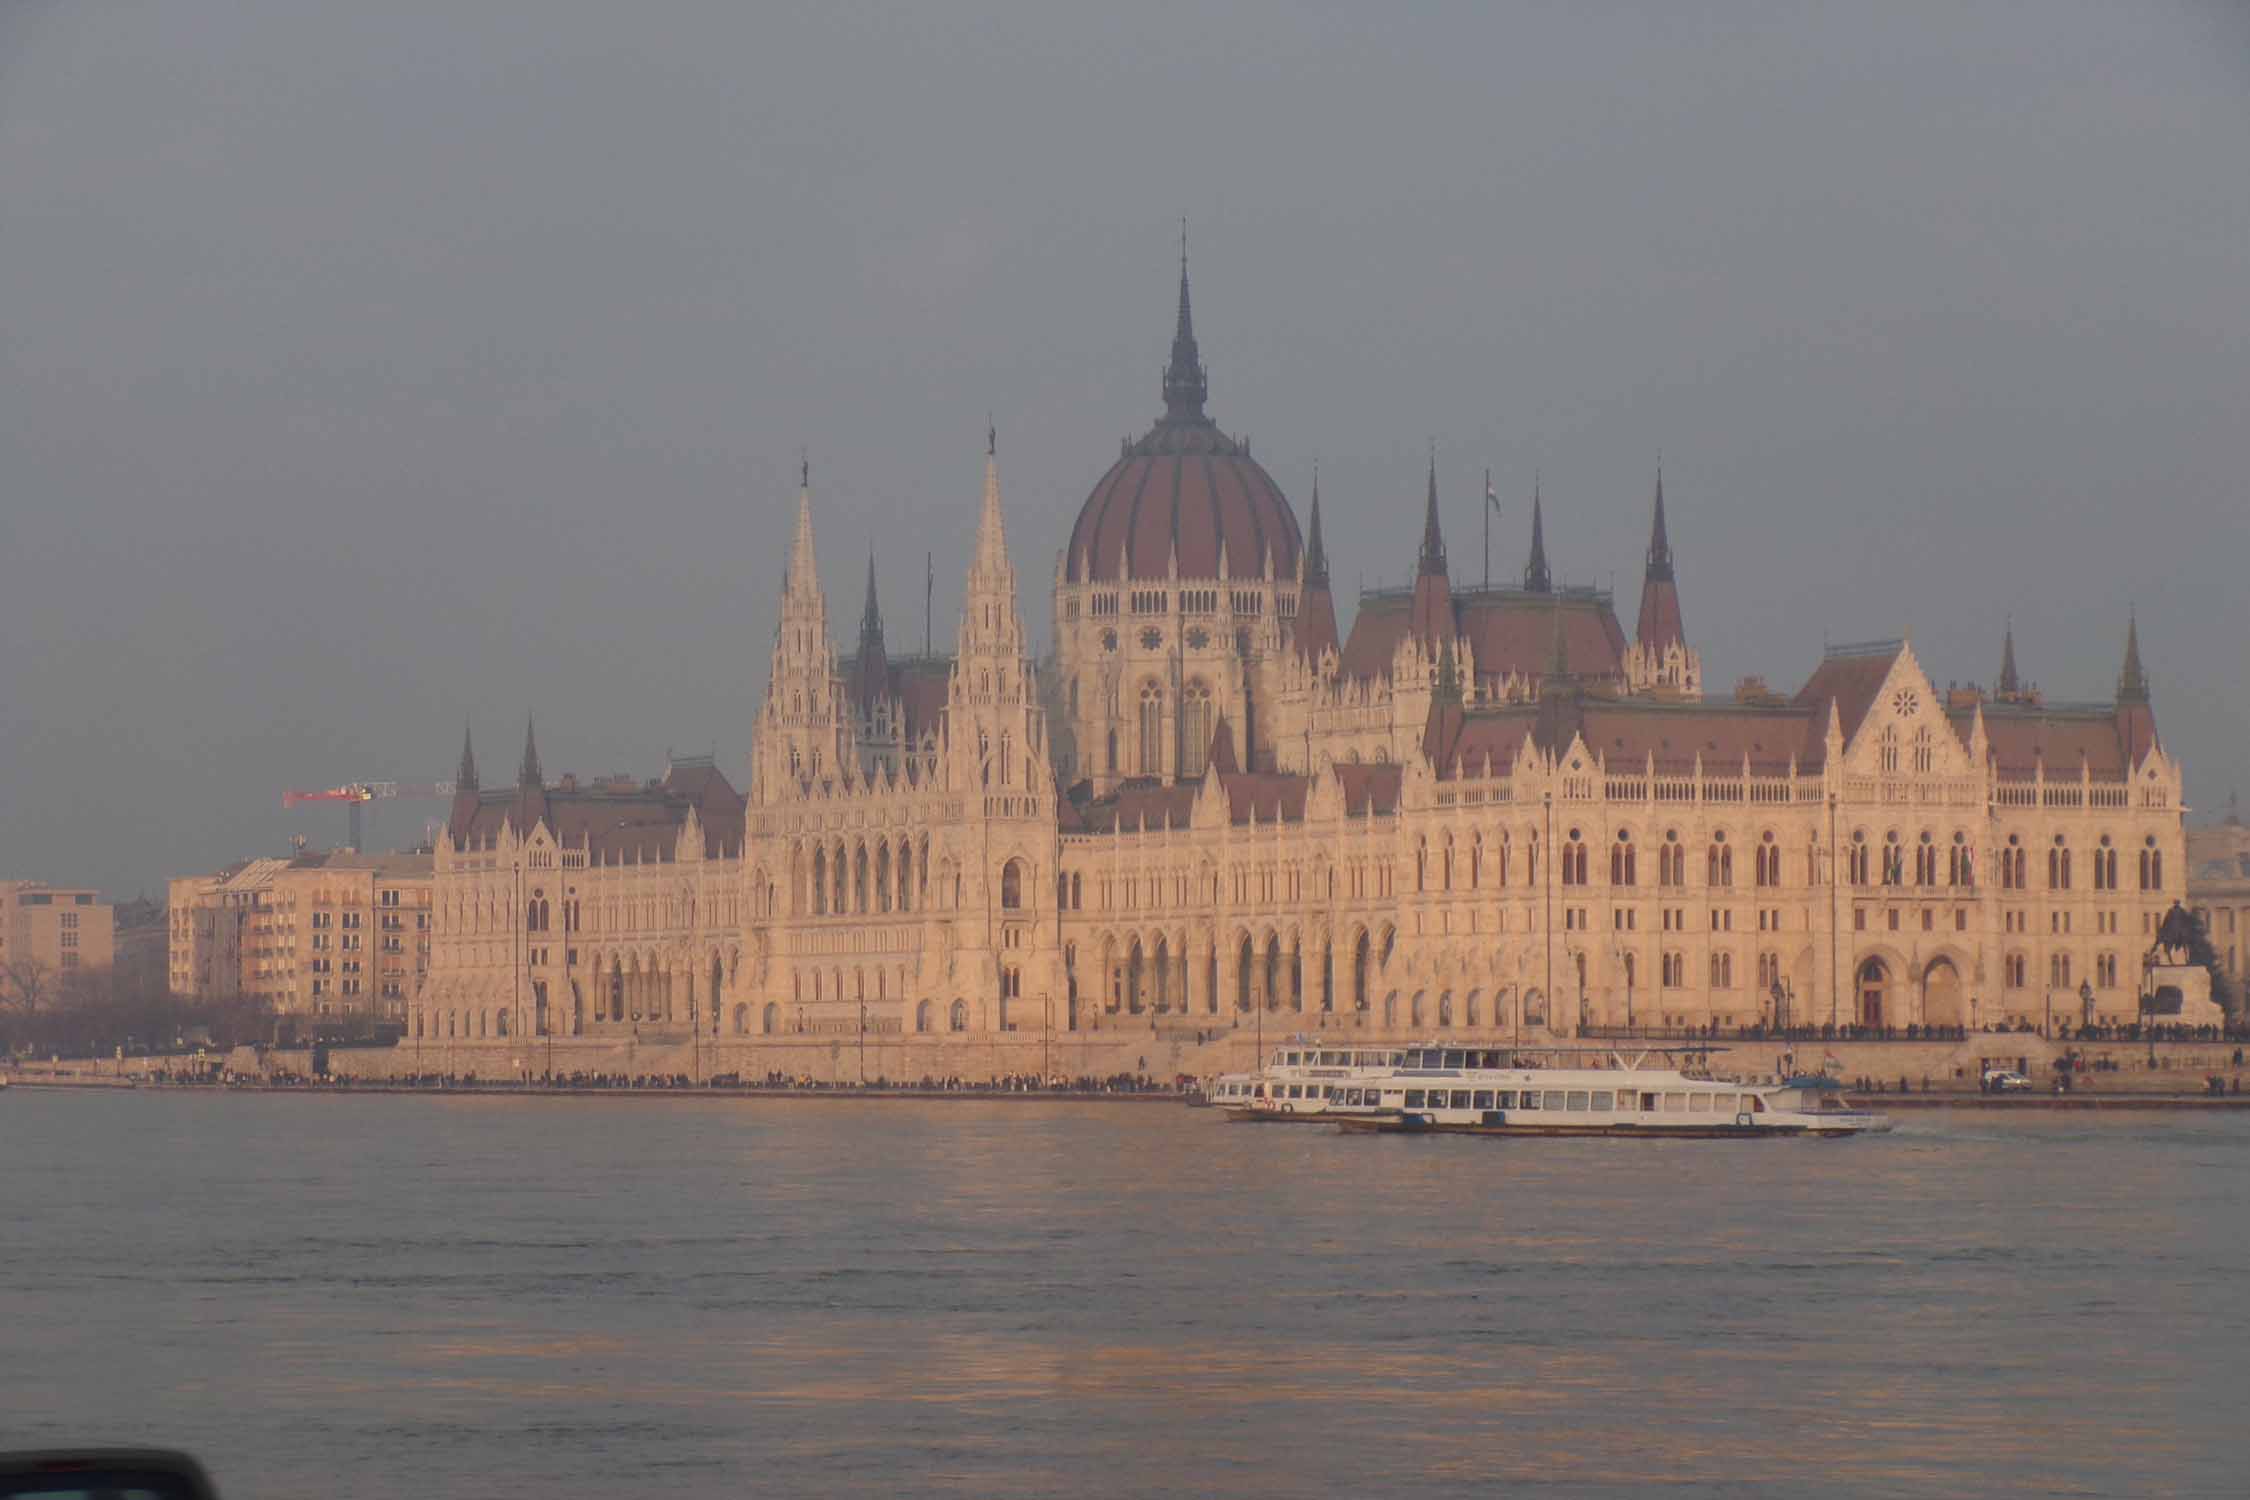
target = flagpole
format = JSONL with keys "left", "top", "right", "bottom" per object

{"left": 1482, "top": 467, "right": 1491, "bottom": 591}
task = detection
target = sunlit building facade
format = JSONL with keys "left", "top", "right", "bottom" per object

{"left": 412, "top": 262, "right": 2188, "bottom": 1050}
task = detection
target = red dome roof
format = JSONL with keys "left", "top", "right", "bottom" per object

{"left": 1067, "top": 439, "right": 1300, "bottom": 584}
{"left": 1065, "top": 246, "right": 1300, "bottom": 584}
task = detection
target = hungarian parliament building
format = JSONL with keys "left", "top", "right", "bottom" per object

{"left": 416, "top": 258, "right": 2185, "bottom": 1050}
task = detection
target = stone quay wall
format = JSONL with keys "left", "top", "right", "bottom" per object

{"left": 19, "top": 1030, "right": 2248, "bottom": 1095}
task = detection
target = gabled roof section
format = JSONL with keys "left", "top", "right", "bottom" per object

{"left": 1334, "top": 762, "right": 1403, "bottom": 816}
{"left": 1792, "top": 640, "right": 1903, "bottom": 755}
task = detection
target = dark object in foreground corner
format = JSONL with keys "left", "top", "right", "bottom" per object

{"left": 0, "top": 1450, "right": 219, "bottom": 1500}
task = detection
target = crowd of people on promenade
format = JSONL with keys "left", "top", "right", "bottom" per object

{"left": 125, "top": 1066, "right": 1181, "bottom": 1096}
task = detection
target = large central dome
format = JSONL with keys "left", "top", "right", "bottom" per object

{"left": 1063, "top": 256, "right": 1301, "bottom": 584}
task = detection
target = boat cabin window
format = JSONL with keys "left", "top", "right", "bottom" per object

{"left": 1591, "top": 1091, "right": 1614, "bottom": 1111}
{"left": 1444, "top": 1050, "right": 1467, "bottom": 1069}
{"left": 1663, "top": 1092, "right": 1687, "bottom": 1112}
{"left": 1689, "top": 1093, "right": 1712, "bottom": 1113}
{"left": 1544, "top": 1090, "right": 1567, "bottom": 1110}
{"left": 1473, "top": 1090, "right": 1494, "bottom": 1109}
{"left": 1516, "top": 1091, "right": 1538, "bottom": 1110}
{"left": 1405, "top": 1090, "right": 1426, "bottom": 1109}
{"left": 1566, "top": 1090, "right": 1590, "bottom": 1111}
{"left": 1450, "top": 1090, "right": 1472, "bottom": 1109}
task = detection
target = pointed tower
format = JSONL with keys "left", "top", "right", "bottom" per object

{"left": 1291, "top": 467, "right": 1341, "bottom": 664}
{"left": 948, "top": 427, "right": 1047, "bottom": 797}
{"left": 1634, "top": 468, "right": 1684, "bottom": 651}
{"left": 753, "top": 463, "right": 848, "bottom": 800}
{"left": 512, "top": 715, "right": 548, "bottom": 835}
{"left": 446, "top": 723, "right": 481, "bottom": 846}
{"left": 853, "top": 547, "right": 889, "bottom": 713}
{"left": 2115, "top": 610, "right": 2158, "bottom": 764}
{"left": 1161, "top": 222, "right": 1209, "bottom": 426}
{"left": 1523, "top": 477, "right": 1552, "bottom": 593}
{"left": 1997, "top": 617, "right": 2021, "bottom": 698}
{"left": 517, "top": 715, "right": 542, "bottom": 787}
{"left": 1408, "top": 451, "right": 1455, "bottom": 650}
{"left": 1625, "top": 466, "right": 1699, "bottom": 698}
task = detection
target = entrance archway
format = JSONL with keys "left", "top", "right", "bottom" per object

{"left": 1857, "top": 958, "right": 1890, "bottom": 1029}
{"left": 1922, "top": 958, "right": 1963, "bottom": 1030}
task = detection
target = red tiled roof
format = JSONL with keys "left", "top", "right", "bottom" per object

{"left": 1072, "top": 780, "right": 1199, "bottom": 834}
{"left": 1066, "top": 448, "right": 1301, "bottom": 584}
{"left": 1791, "top": 646, "right": 1898, "bottom": 753}
{"left": 1221, "top": 772, "right": 1308, "bottom": 825}
{"left": 1334, "top": 762, "right": 1403, "bottom": 816}
{"left": 1958, "top": 704, "right": 2134, "bottom": 778}
{"left": 1339, "top": 589, "right": 1628, "bottom": 684}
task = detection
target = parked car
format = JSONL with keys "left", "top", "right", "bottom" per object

{"left": 1982, "top": 1069, "right": 2031, "bottom": 1093}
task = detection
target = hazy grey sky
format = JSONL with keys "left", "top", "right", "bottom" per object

{"left": 3, "top": 1, "right": 2245, "bottom": 899}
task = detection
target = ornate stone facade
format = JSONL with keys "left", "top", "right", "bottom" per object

{"left": 411, "top": 264, "right": 2188, "bottom": 1057}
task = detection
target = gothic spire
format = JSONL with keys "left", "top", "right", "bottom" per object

{"left": 2117, "top": 609, "right": 2149, "bottom": 704}
{"left": 1419, "top": 445, "right": 1447, "bottom": 576}
{"left": 859, "top": 547, "right": 883, "bottom": 648}
{"left": 1523, "top": 475, "right": 1552, "bottom": 593}
{"left": 1305, "top": 469, "right": 1330, "bottom": 587}
{"left": 785, "top": 465, "right": 822, "bottom": 601}
{"left": 1645, "top": 466, "right": 1673, "bottom": 582}
{"left": 456, "top": 723, "right": 478, "bottom": 792}
{"left": 1997, "top": 617, "right": 2021, "bottom": 697}
{"left": 518, "top": 715, "right": 542, "bottom": 788}
{"left": 1161, "top": 221, "right": 1209, "bottom": 424}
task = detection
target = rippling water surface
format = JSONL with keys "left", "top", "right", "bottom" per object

{"left": 3, "top": 1091, "right": 2243, "bottom": 1497}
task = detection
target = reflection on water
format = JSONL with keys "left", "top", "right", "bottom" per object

{"left": 2, "top": 1093, "right": 2242, "bottom": 1497}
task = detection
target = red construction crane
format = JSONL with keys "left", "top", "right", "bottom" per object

{"left": 281, "top": 780, "right": 456, "bottom": 853}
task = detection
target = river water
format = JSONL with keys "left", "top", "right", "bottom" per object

{"left": 2, "top": 1090, "right": 2243, "bottom": 1498}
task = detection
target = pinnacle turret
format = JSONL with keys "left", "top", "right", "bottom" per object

{"left": 1418, "top": 447, "right": 1446, "bottom": 576}
{"left": 518, "top": 716, "right": 542, "bottom": 787}
{"left": 1304, "top": 468, "right": 1329, "bottom": 588}
{"left": 1160, "top": 221, "right": 1209, "bottom": 424}
{"left": 2118, "top": 610, "right": 2149, "bottom": 704}
{"left": 456, "top": 723, "right": 478, "bottom": 792}
{"left": 1523, "top": 476, "right": 1552, "bottom": 593}
{"left": 859, "top": 548, "right": 883, "bottom": 649}
{"left": 1645, "top": 466, "right": 1673, "bottom": 582}
{"left": 1997, "top": 618, "right": 2021, "bottom": 697}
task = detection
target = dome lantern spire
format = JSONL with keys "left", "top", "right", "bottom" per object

{"left": 1161, "top": 219, "right": 1209, "bottom": 424}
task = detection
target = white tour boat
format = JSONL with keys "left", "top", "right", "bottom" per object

{"left": 1214, "top": 1042, "right": 1411, "bottom": 1122}
{"left": 1332, "top": 1045, "right": 1892, "bottom": 1138}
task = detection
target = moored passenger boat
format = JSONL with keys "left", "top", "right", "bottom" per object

{"left": 1334, "top": 1047, "right": 1891, "bottom": 1138}
{"left": 1215, "top": 1042, "right": 1409, "bottom": 1122}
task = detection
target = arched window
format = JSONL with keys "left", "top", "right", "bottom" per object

{"left": 1563, "top": 830, "right": 1587, "bottom": 886}
{"left": 1138, "top": 681, "right": 1164, "bottom": 777}
{"left": 1662, "top": 952, "right": 1684, "bottom": 988}
{"left": 2049, "top": 838, "right": 2071, "bottom": 891}
{"left": 762, "top": 1001, "right": 779, "bottom": 1034}
{"left": 2050, "top": 952, "right": 2072, "bottom": 989}
{"left": 2094, "top": 836, "right": 2117, "bottom": 891}
{"left": 811, "top": 847, "right": 828, "bottom": 915}
{"left": 949, "top": 999, "right": 969, "bottom": 1032}
{"left": 1912, "top": 726, "right": 1933, "bottom": 774}
{"left": 2005, "top": 953, "right": 2026, "bottom": 989}
{"left": 1880, "top": 832, "right": 1903, "bottom": 887}
{"left": 1755, "top": 832, "right": 1780, "bottom": 888}
{"left": 1180, "top": 680, "right": 1213, "bottom": 779}
{"left": 1709, "top": 952, "right": 1733, "bottom": 988}
{"left": 2140, "top": 838, "right": 2163, "bottom": 891}
{"left": 1914, "top": 832, "right": 1937, "bottom": 887}
{"left": 1610, "top": 830, "right": 1636, "bottom": 887}
{"left": 1707, "top": 833, "right": 1733, "bottom": 888}
{"left": 1238, "top": 935, "right": 1254, "bottom": 1011}
{"left": 1000, "top": 859, "right": 1023, "bottom": 910}
{"left": 1879, "top": 726, "right": 1899, "bottom": 773}
{"left": 1353, "top": 931, "right": 1371, "bottom": 1011}
{"left": 1660, "top": 831, "right": 1684, "bottom": 887}
{"left": 1949, "top": 832, "right": 1974, "bottom": 889}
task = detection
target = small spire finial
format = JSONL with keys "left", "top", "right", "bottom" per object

{"left": 2118, "top": 606, "right": 2149, "bottom": 704}
{"left": 1524, "top": 473, "right": 1551, "bottom": 593}
{"left": 799, "top": 448, "right": 809, "bottom": 490}
{"left": 1419, "top": 444, "right": 1446, "bottom": 575}
{"left": 987, "top": 414, "right": 996, "bottom": 457}
{"left": 519, "top": 714, "right": 543, "bottom": 788}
